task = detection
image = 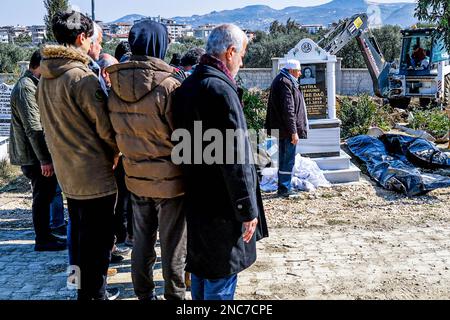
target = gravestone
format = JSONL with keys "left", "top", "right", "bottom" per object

{"left": 272, "top": 39, "right": 360, "bottom": 183}
{"left": 0, "top": 83, "right": 13, "bottom": 137}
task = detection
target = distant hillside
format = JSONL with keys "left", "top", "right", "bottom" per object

{"left": 110, "top": 0, "right": 419, "bottom": 30}
{"left": 110, "top": 14, "right": 146, "bottom": 24}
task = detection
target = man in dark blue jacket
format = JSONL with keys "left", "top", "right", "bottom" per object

{"left": 173, "top": 24, "right": 268, "bottom": 300}
{"left": 266, "top": 60, "right": 308, "bottom": 198}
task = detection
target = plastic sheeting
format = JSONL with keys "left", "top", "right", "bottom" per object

{"left": 260, "top": 154, "right": 331, "bottom": 192}
{"left": 347, "top": 135, "right": 450, "bottom": 197}
{"left": 379, "top": 134, "right": 450, "bottom": 169}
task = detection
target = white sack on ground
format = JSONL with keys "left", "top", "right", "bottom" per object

{"left": 260, "top": 154, "right": 331, "bottom": 192}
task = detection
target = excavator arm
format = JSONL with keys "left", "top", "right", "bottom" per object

{"left": 319, "top": 13, "right": 388, "bottom": 97}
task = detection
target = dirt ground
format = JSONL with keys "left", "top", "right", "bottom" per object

{"left": 1, "top": 171, "right": 450, "bottom": 300}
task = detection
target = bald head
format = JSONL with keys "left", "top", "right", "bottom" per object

{"left": 98, "top": 53, "right": 119, "bottom": 87}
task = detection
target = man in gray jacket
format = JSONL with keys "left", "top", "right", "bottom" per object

{"left": 9, "top": 50, "right": 66, "bottom": 251}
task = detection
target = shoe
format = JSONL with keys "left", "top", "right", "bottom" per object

{"left": 67, "top": 271, "right": 78, "bottom": 290}
{"left": 110, "top": 252, "right": 124, "bottom": 263}
{"left": 277, "top": 190, "right": 300, "bottom": 199}
{"left": 106, "top": 288, "right": 120, "bottom": 300}
{"left": 50, "top": 233, "right": 67, "bottom": 243}
{"left": 107, "top": 268, "right": 118, "bottom": 277}
{"left": 34, "top": 241, "right": 67, "bottom": 252}
{"left": 51, "top": 225, "right": 67, "bottom": 237}
{"left": 139, "top": 294, "right": 159, "bottom": 301}
{"left": 113, "top": 246, "right": 130, "bottom": 256}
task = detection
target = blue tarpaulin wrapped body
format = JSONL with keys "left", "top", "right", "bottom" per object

{"left": 347, "top": 135, "right": 450, "bottom": 197}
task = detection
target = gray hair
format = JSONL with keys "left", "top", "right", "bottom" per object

{"left": 91, "top": 22, "right": 102, "bottom": 44}
{"left": 206, "top": 24, "right": 247, "bottom": 57}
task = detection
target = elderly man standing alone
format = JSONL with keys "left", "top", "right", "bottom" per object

{"left": 173, "top": 24, "right": 268, "bottom": 300}
{"left": 266, "top": 59, "right": 308, "bottom": 198}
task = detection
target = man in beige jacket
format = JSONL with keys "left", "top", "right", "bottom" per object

{"left": 37, "top": 10, "right": 119, "bottom": 300}
{"left": 106, "top": 20, "right": 186, "bottom": 301}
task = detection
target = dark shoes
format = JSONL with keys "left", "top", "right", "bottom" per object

{"left": 138, "top": 294, "right": 159, "bottom": 301}
{"left": 110, "top": 252, "right": 124, "bottom": 263}
{"left": 106, "top": 288, "right": 120, "bottom": 301}
{"left": 278, "top": 190, "right": 300, "bottom": 199}
{"left": 110, "top": 245, "right": 131, "bottom": 263}
{"left": 114, "top": 246, "right": 130, "bottom": 255}
{"left": 51, "top": 224, "right": 67, "bottom": 237}
{"left": 34, "top": 240, "right": 67, "bottom": 252}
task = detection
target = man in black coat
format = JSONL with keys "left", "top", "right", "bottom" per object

{"left": 266, "top": 59, "right": 308, "bottom": 197}
{"left": 172, "top": 24, "right": 268, "bottom": 300}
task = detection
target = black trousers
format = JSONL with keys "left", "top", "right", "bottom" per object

{"left": 21, "top": 165, "right": 57, "bottom": 243}
{"left": 67, "top": 194, "right": 116, "bottom": 300}
{"left": 113, "top": 158, "right": 133, "bottom": 243}
{"left": 131, "top": 194, "right": 187, "bottom": 300}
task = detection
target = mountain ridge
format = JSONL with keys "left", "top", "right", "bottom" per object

{"left": 110, "top": 1, "right": 419, "bottom": 29}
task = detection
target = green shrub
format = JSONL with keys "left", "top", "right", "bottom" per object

{"left": 338, "top": 94, "right": 391, "bottom": 139}
{"left": 410, "top": 108, "right": 450, "bottom": 138}
{"left": 0, "top": 157, "right": 16, "bottom": 183}
{"left": 242, "top": 89, "right": 268, "bottom": 131}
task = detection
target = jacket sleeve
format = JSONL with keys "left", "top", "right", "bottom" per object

{"left": 278, "top": 80, "right": 297, "bottom": 135}
{"left": 161, "top": 78, "right": 181, "bottom": 132}
{"left": 73, "top": 74, "right": 119, "bottom": 156}
{"left": 16, "top": 82, "right": 52, "bottom": 164}
{"left": 211, "top": 85, "right": 259, "bottom": 223}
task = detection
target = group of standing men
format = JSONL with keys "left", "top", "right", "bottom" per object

{"left": 8, "top": 10, "right": 284, "bottom": 300}
{"left": 9, "top": 3, "right": 311, "bottom": 299}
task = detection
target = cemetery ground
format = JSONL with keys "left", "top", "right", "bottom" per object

{"left": 1, "top": 168, "right": 450, "bottom": 300}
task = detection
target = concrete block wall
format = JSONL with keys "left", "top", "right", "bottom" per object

{"left": 237, "top": 63, "right": 374, "bottom": 96}
{"left": 338, "top": 68, "right": 374, "bottom": 96}
{"left": 237, "top": 68, "right": 273, "bottom": 90}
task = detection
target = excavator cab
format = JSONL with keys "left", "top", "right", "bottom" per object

{"left": 399, "top": 29, "right": 436, "bottom": 76}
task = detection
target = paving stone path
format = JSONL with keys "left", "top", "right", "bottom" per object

{"left": 1, "top": 189, "right": 449, "bottom": 300}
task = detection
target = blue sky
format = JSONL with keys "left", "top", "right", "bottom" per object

{"left": 0, "top": 0, "right": 416, "bottom": 25}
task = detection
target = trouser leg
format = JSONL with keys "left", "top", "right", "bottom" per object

{"left": 157, "top": 196, "right": 187, "bottom": 300}
{"left": 130, "top": 194, "right": 158, "bottom": 300}
{"left": 22, "top": 165, "right": 56, "bottom": 243}
{"left": 277, "top": 138, "right": 296, "bottom": 194}
{"left": 68, "top": 195, "right": 115, "bottom": 300}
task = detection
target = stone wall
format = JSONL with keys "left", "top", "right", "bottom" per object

{"left": 237, "top": 66, "right": 374, "bottom": 96}
{"left": 237, "top": 68, "right": 273, "bottom": 90}
{"left": 337, "top": 68, "right": 374, "bottom": 96}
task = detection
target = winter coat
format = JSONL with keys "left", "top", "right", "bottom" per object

{"left": 266, "top": 72, "right": 308, "bottom": 139}
{"left": 37, "top": 45, "right": 119, "bottom": 200}
{"left": 172, "top": 63, "right": 269, "bottom": 279}
{"left": 9, "top": 70, "right": 52, "bottom": 166}
{"left": 106, "top": 55, "right": 184, "bottom": 199}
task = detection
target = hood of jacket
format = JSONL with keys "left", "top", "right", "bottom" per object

{"left": 40, "top": 45, "right": 90, "bottom": 80}
{"left": 106, "top": 55, "right": 175, "bottom": 103}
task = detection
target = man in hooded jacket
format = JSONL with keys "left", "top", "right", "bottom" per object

{"left": 37, "top": 10, "right": 119, "bottom": 300}
{"left": 106, "top": 20, "right": 187, "bottom": 301}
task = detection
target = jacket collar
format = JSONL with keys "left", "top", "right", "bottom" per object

{"left": 41, "top": 45, "right": 90, "bottom": 65}
{"left": 195, "top": 64, "right": 238, "bottom": 93}
{"left": 24, "top": 70, "right": 39, "bottom": 86}
{"left": 199, "top": 54, "right": 236, "bottom": 85}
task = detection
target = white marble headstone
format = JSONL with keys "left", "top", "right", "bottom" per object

{"left": 0, "top": 83, "right": 13, "bottom": 137}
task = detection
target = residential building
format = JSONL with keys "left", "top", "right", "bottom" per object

{"left": 194, "top": 24, "right": 216, "bottom": 40}
{"left": 110, "top": 22, "right": 132, "bottom": 35}
{"left": 0, "top": 30, "right": 9, "bottom": 44}
{"left": 133, "top": 16, "right": 192, "bottom": 42}
{"left": 31, "top": 25, "right": 46, "bottom": 45}
{"left": 301, "top": 24, "right": 325, "bottom": 34}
